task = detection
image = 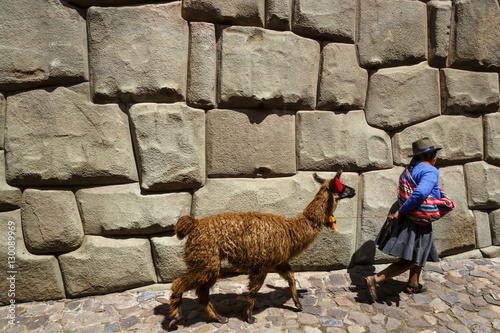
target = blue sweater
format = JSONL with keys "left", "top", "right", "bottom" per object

{"left": 399, "top": 162, "right": 441, "bottom": 214}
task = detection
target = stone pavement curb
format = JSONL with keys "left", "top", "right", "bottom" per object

{"left": 1, "top": 258, "right": 499, "bottom": 333}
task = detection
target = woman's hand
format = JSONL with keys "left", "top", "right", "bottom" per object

{"left": 388, "top": 210, "right": 402, "bottom": 221}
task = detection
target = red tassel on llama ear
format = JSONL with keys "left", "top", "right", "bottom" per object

{"left": 334, "top": 177, "right": 343, "bottom": 193}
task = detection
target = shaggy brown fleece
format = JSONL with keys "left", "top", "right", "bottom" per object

{"left": 168, "top": 171, "right": 356, "bottom": 328}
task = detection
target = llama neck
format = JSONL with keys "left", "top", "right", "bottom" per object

{"left": 301, "top": 196, "right": 333, "bottom": 229}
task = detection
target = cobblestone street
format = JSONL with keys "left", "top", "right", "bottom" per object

{"left": 1, "top": 258, "right": 499, "bottom": 333}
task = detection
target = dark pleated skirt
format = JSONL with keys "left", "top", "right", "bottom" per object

{"left": 375, "top": 215, "right": 439, "bottom": 267}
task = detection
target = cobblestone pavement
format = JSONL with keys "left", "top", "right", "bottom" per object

{"left": 1, "top": 258, "right": 499, "bottom": 333}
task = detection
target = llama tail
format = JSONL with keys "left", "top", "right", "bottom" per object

{"left": 175, "top": 215, "right": 199, "bottom": 239}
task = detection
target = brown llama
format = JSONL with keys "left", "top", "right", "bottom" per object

{"left": 168, "top": 171, "right": 356, "bottom": 328}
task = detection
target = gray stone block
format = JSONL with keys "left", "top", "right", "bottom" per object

{"left": 427, "top": 1, "right": 452, "bottom": 68}
{"left": 448, "top": 0, "right": 500, "bottom": 72}
{"left": 0, "top": 93, "right": 5, "bottom": 149}
{"left": 22, "top": 189, "right": 84, "bottom": 254}
{"left": 441, "top": 250, "right": 484, "bottom": 262}
{"left": 151, "top": 236, "right": 186, "bottom": 282}
{"left": 58, "top": 236, "right": 157, "bottom": 297}
{"left": 0, "top": 0, "right": 87, "bottom": 91}
{"left": 392, "top": 115, "right": 483, "bottom": 166}
{"left": 317, "top": 43, "right": 368, "bottom": 111}
{"left": 297, "top": 111, "right": 392, "bottom": 172}
{"left": 464, "top": 161, "right": 500, "bottom": 209}
{"left": 0, "top": 210, "right": 65, "bottom": 304}
{"left": 492, "top": 209, "right": 500, "bottom": 246}
{"left": 357, "top": 0, "right": 427, "bottom": 68}
{"left": 291, "top": 0, "right": 356, "bottom": 43}
{"left": 88, "top": 2, "right": 188, "bottom": 103}
{"left": 480, "top": 245, "right": 500, "bottom": 258}
{"left": 129, "top": 103, "right": 205, "bottom": 191}
{"left": 5, "top": 83, "right": 138, "bottom": 186}
{"left": 365, "top": 63, "right": 440, "bottom": 130}
{"left": 484, "top": 113, "right": 500, "bottom": 166}
{"left": 187, "top": 22, "right": 216, "bottom": 109}
{"left": 76, "top": 183, "right": 191, "bottom": 235}
{"left": 0, "top": 152, "right": 21, "bottom": 211}
{"left": 441, "top": 69, "right": 499, "bottom": 114}
{"left": 218, "top": 26, "right": 320, "bottom": 109}
{"left": 265, "top": 0, "right": 292, "bottom": 31}
{"left": 69, "top": 0, "right": 165, "bottom": 7}
{"left": 182, "top": 0, "right": 265, "bottom": 26}
{"left": 473, "top": 210, "right": 492, "bottom": 249}
{"left": 206, "top": 109, "right": 296, "bottom": 177}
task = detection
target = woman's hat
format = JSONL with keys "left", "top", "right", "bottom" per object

{"left": 409, "top": 137, "right": 442, "bottom": 157}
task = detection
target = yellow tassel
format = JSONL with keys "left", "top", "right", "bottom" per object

{"left": 329, "top": 216, "right": 337, "bottom": 232}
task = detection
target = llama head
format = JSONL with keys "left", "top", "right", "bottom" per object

{"left": 313, "top": 171, "right": 356, "bottom": 200}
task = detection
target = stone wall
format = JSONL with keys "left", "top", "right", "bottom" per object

{"left": 0, "top": 0, "right": 499, "bottom": 303}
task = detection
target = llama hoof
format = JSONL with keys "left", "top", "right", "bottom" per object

{"left": 217, "top": 316, "right": 228, "bottom": 324}
{"left": 247, "top": 315, "right": 256, "bottom": 324}
{"left": 168, "top": 319, "right": 180, "bottom": 330}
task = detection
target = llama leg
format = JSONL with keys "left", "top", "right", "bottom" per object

{"left": 276, "top": 262, "right": 302, "bottom": 310}
{"left": 246, "top": 270, "right": 268, "bottom": 324}
{"left": 196, "top": 279, "right": 228, "bottom": 324}
{"left": 169, "top": 273, "right": 206, "bottom": 328}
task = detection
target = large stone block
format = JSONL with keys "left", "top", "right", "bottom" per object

{"left": 427, "top": 1, "right": 452, "bottom": 68}
{"left": 218, "top": 26, "right": 320, "bottom": 109}
{"left": 187, "top": 22, "right": 216, "bottom": 109}
{"left": 58, "top": 236, "right": 157, "bottom": 297}
{"left": 182, "top": 0, "right": 265, "bottom": 26}
{"left": 464, "top": 161, "right": 500, "bottom": 209}
{"left": 473, "top": 210, "right": 492, "bottom": 249}
{"left": 0, "top": 210, "right": 65, "bottom": 304}
{"left": 392, "top": 115, "right": 483, "bottom": 165}
{"left": 0, "top": 152, "right": 22, "bottom": 211}
{"left": 22, "top": 189, "right": 84, "bottom": 254}
{"left": 291, "top": 0, "right": 356, "bottom": 43}
{"left": 297, "top": 111, "right": 392, "bottom": 172}
{"left": 433, "top": 166, "right": 476, "bottom": 256}
{"left": 5, "top": 83, "right": 138, "bottom": 186}
{"left": 0, "top": 0, "right": 87, "bottom": 91}
{"left": 265, "top": 0, "right": 292, "bottom": 31}
{"left": 69, "top": 0, "right": 165, "bottom": 7}
{"left": 0, "top": 93, "right": 5, "bottom": 149}
{"left": 88, "top": 2, "right": 188, "bottom": 103}
{"left": 354, "top": 168, "right": 403, "bottom": 264}
{"left": 357, "top": 0, "right": 427, "bottom": 69}
{"left": 206, "top": 109, "right": 296, "bottom": 177}
{"left": 76, "top": 183, "right": 191, "bottom": 235}
{"left": 448, "top": 0, "right": 500, "bottom": 72}
{"left": 441, "top": 69, "right": 499, "bottom": 114}
{"left": 491, "top": 209, "right": 500, "bottom": 246}
{"left": 317, "top": 43, "right": 368, "bottom": 111}
{"left": 485, "top": 113, "right": 500, "bottom": 165}
{"left": 151, "top": 236, "right": 186, "bottom": 282}
{"left": 129, "top": 103, "right": 205, "bottom": 191}
{"left": 365, "top": 63, "right": 440, "bottom": 130}
{"left": 192, "top": 172, "right": 359, "bottom": 270}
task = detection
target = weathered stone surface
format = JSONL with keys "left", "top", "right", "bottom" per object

{"left": 69, "top": 0, "right": 165, "bottom": 7}
{"left": 0, "top": 93, "right": 5, "bottom": 149}
{"left": 473, "top": 210, "right": 492, "bottom": 249}
{"left": 365, "top": 63, "right": 440, "bottom": 130}
{"left": 0, "top": 0, "right": 87, "bottom": 91}
{"left": 129, "top": 103, "right": 205, "bottom": 191}
{"left": 433, "top": 166, "right": 476, "bottom": 256}
{"left": 392, "top": 115, "right": 483, "bottom": 166}
{"left": 441, "top": 249, "right": 483, "bottom": 261}
{"left": 218, "top": 26, "right": 320, "bottom": 109}
{"left": 187, "top": 22, "right": 216, "bottom": 109}
{"left": 355, "top": 167, "right": 403, "bottom": 264}
{"left": 464, "top": 161, "right": 500, "bottom": 209}
{"left": 297, "top": 111, "right": 392, "bottom": 172}
{"left": 0, "top": 152, "right": 21, "bottom": 211}
{"left": 441, "top": 69, "right": 499, "bottom": 114}
{"left": 5, "top": 83, "right": 138, "bottom": 186}
{"left": 21, "top": 189, "right": 84, "bottom": 254}
{"left": 448, "top": 0, "right": 500, "bottom": 71}
{"left": 58, "top": 236, "right": 157, "bottom": 297}
{"left": 427, "top": 1, "right": 452, "bottom": 68}
{"left": 291, "top": 0, "right": 356, "bottom": 43}
{"left": 182, "top": 0, "right": 264, "bottom": 26}
{"left": 265, "top": 0, "right": 292, "bottom": 30}
{"left": 357, "top": 0, "right": 427, "bottom": 68}
{"left": 206, "top": 109, "right": 295, "bottom": 177}
{"left": 492, "top": 209, "right": 500, "bottom": 246}
{"left": 317, "top": 43, "right": 368, "bottom": 111}
{"left": 150, "top": 236, "right": 186, "bottom": 282}
{"left": 480, "top": 245, "right": 500, "bottom": 257}
{"left": 0, "top": 210, "right": 65, "bottom": 304}
{"left": 484, "top": 113, "right": 500, "bottom": 165}
{"left": 192, "top": 172, "right": 359, "bottom": 270}
{"left": 75, "top": 183, "right": 191, "bottom": 235}
{"left": 88, "top": 2, "right": 188, "bottom": 103}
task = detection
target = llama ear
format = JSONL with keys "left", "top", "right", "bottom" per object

{"left": 313, "top": 173, "right": 326, "bottom": 184}
{"left": 335, "top": 170, "right": 343, "bottom": 179}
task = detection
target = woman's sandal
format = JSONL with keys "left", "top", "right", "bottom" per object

{"left": 404, "top": 283, "right": 427, "bottom": 294}
{"left": 365, "top": 276, "right": 379, "bottom": 301}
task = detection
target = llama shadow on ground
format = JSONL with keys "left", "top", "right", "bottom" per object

{"left": 154, "top": 285, "right": 307, "bottom": 331}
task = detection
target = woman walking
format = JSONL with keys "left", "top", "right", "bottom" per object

{"left": 365, "top": 137, "right": 455, "bottom": 300}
